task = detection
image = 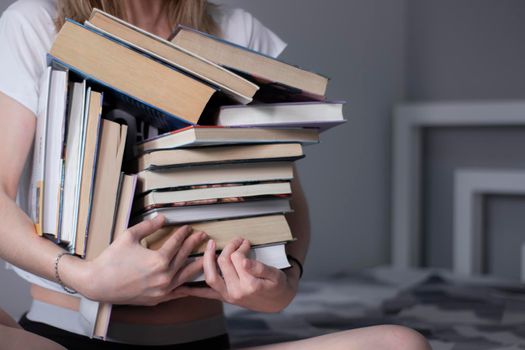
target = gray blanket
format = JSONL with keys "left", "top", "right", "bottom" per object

{"left": 224, "top": 267, "right": 525, "bottom": 350}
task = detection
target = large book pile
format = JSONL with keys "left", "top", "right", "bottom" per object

{"left": 30, "top": 8, "right": 346, "bottom": 339}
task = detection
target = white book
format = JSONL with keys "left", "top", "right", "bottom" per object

{"left": 61, "top": 81, "right": 87, "bottom": 247}
{"left": 217, "top": 101, "right": 347, "bottom": 131}
{"left": 42, "top": 68, "right": 69, "bottom": 237}
{"left": 188, "top": 243, "right": 291, "bottom": 282}
{"left": 134, "top": 198, "right": 292, "bottom": 225}
{"left": 29, "top": 66, "right": 52, "bottom": 236}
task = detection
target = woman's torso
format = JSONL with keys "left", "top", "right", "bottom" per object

{"left": 1, "top": 0, "right": 285, "bottom": 344}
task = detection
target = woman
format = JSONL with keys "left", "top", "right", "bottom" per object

{"left": 0, "top": 0, "right": 430, "bottom": 349}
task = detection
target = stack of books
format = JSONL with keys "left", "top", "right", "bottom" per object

{"left": 31, "top": 8, "right": 346, "bottom": 339}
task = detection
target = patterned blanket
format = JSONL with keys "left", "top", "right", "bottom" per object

{"left": 224, "top": 267, "right": 525, "bottom": 349}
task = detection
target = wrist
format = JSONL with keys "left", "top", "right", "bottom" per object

{"left": 58, "top": 253, "right": 94, "bottom": 298}
{"left": 285, "top": 254, "right": 303, "bottom": 284}
{"left": 283, "top": 262, "right": 301, "bottom": 289}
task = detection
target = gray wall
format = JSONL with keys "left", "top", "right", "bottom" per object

{"left": 422, "top": 127, "right": 525, "bottom": 270}
{"left": 406, "top": 0, "right": 525, "bottom": 101}
{"left": 0, "top": 0, "right": 407, "bottom": 319}
{"left": 0, "top": 0, "right": 7, "bottom": 12}
{"left": 406, "top": 0, "right": 525, "bottom": 275}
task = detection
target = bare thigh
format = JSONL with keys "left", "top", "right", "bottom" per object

{"left": 236, "top": 325, "right": 430, "bottom": 350}
{"left": 0, "top": 325, "right": 66, "bottom": 350}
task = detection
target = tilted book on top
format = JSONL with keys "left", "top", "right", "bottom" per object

{"left": 85, "top": 8, "right": 259, "bottom": 105}
{"left": 171, "top": 25, "right": 330, "bottom": 101}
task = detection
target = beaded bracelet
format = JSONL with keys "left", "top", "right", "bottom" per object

{"left": 54, "top": 251, "right": 78, "bottom": 294}
{"left": 286, "top": 254, "right": 304, "bottom": 279}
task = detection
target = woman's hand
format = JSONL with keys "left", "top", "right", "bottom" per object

{"left": 176, "top": 238, "right": 300, "bottom": 313}
{"left": 69, "top": 215, "right": 207, "bottom": 306}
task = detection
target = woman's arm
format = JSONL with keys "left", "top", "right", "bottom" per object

{"left": 0, "top": 92, "right": 204, "bottom": 306}
{"left": 283, "top": 167, "right": 311, "bottom": 281}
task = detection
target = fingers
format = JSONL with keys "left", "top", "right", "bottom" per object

{"left": 203, "top": 239, "right": 226, "bottom": 294}
{"left": 175, "top": 286, "right": 223, "bottom": 301}
{"left": 217, "top": 238, "right": 244, "bottom": 284}
{"left": 170, "top": 258, "right": 204, "bottom": 287}
{"left": 230, "top": 239, "right": 254, "bottom": 281}
{"left": 243, "top": 259, "right": 281, "bottom": 281}
{"left": 126, "top": 214, "right": 165, "bottom": 242}
{"left": 156, "top": 287, "right": 191, "bottom": 304}
{"left": 158, "top": 225, "right": 193, "bottom": 260}
{"left": 170, "top": 230, "right": 208, "bottom": 272}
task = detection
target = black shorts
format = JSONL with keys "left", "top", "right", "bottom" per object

{"left": 19, "top": 313, "right": 231, "bottom": 350}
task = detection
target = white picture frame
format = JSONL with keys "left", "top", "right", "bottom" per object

{"left": 391, "top": 101, "right": 525, "bottom": 268}
{"left": 453, "top": 168, "right": 525, "bottom": 277}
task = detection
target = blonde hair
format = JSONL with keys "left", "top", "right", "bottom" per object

{"left": 55, "top": 0, "right": 219, "bottom": 35}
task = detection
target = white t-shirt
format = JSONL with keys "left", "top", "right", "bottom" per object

{"left": 0, "top": 0, "right": 286, "bottom": 341}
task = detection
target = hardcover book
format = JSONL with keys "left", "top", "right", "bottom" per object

{"left": 85, "top": 8, "right": 258, "bottom": 104}
{"left": 171, "top": 25, "right": 329, "bottom": 100}
{"left": 49, "top": 20, "right": 218, "bottom": 130}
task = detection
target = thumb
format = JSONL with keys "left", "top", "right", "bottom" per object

{"left": 244, "top": 259, "right": 279, "bottom": 281}
{"left": 126, "top": 214, "right": 166, "bottom": 242}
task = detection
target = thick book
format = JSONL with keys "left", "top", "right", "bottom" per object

{"left": 136, "top": 182, "right": 292, "bottom": 212}
{"left": 49, "top": 19, "right": 217, "bottom": 130}
{"left": 137, "top": 143, "right": 304, "bottom": 171}
{"left": 217, "top": 101, "right": 347, "bottom": 131}
{"left": 171, "top": 25, "right": 329, "bottom": 100}
{"left": 136, "top": 125, "right": 319, "bottom": 154}
{"left": 142, "top": 214, "right": 294, "bottom": 254}
{"left": 136, "top": 162, "right": 294, "bottom": 194}
{"left": 42, "top": 67, "right": 69, "bottom": 239}
{"left": 85, "top": 8, "right": 258, "bottom": 104}
{"left": 84, "top": 120, "right": 128, "bottom": 260}
{"left": 134, "top": 198, "right": 292, "bottom": 225}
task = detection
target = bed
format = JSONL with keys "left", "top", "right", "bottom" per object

{"left": 224, "top": 266, "right": 525, "bottom": 349}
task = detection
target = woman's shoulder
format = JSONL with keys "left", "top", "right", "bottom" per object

{"left": 209, "top": 5, "right": 287, "bottom": 58}
{"left": 0, "top": 0, "right": 57, "bottom": 116}
{"left": 0, "top": 0, "right": 57, "bottom": 48}
{"left": 2, "top": 0, "right": 56, "bottom": 27}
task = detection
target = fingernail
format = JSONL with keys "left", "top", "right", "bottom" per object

{"left": 199, "top": 231, "right": 208, "bottom": 239}
{"left": 207, "top": 239, "right": 214, "bottom": 250}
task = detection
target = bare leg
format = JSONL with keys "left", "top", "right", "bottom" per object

{"left": 237, "top": 325, "right": 431, "bottom": 350}
{"left": 0, "top": 326, "right": 67, "bottom": 350}
{"left": 0, "top": 308, "right": 19, "bottom": 329}
{"left": 0, "top": 308, "right": 66, "bottom": 350}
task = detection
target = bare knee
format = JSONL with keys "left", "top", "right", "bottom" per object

{"left": 378, "top": 325, "right": 430, "bottom": 350}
